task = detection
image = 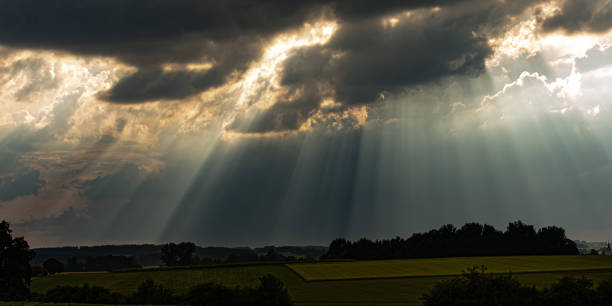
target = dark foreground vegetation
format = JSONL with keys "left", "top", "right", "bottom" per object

{"left": 35, "top": 275, "right": 292, "bottom": 305}
{"left": 422, "top": 266, "right": 612, "bottom": 306}
{"left": 0, "top": 221, "right": 35, "bottom": 301}
{"left": 324, "top": 221, "right": 578, "bottom": 260}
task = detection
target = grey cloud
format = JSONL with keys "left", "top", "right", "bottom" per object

{"left": 84, "top": 164, "right": 144, "bottom": 201}
{"left": 576, "top": 45, "right": 612, "bottom": 72}
{"left": 541, "top": 0, "right": 612, "bottom": 34}
{"left": 0, "top": 170, "right": 45, "bottom": 201}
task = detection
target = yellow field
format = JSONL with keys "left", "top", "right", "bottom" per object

{"left": 287, "top": 255, "right": 612, "bottom": 281}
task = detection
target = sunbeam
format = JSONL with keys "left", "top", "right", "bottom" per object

{"left": 2, "top": 0, "right": 612, "bottom": 248}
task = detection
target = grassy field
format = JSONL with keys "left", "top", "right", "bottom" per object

{"left": 29, "top": 256, "right": 612, "bottom": 305}
{"left": 287, "top": 255, "right": 612, "bottom": 281}
{"left": 31, "top": 265, "right": 290, "bottom": 296}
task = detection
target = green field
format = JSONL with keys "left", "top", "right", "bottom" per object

{"left": 29, "top": 256, "right": 612, "bottom": 305}
{"left": 287, "top": 255, "right": 612, "bottom": 281}
{"left": 31, "top": 265, "right": 290, "bottom": 296}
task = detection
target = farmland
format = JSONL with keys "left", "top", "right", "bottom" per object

{"left": 287, "top": 255, "right": 612, "bottom": 281}
{"left": 29, "top": 255, "right": 612, "bottom": 305}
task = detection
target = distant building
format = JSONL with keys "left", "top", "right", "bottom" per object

{"left": 601, "top": 241, "right": 612, "bottom": 256}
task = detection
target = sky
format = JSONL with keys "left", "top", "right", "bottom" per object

{"left": 2, "top": 0, "right": 612, "bottom": 247}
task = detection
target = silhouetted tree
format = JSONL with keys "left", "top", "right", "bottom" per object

{"left": 505, "top": 221, "right": 537, "bottom": 255}
{"left": 537, "top": 226, "right": 578, "bottom": 255}
{"left": 0, "top": 220, "right": 35, "bottom": 300}
{"left": 161, "top": 242, "right": 196, "bottom": 266}
{"left": 43, "top": 258, "right": 64, "bottom": 275}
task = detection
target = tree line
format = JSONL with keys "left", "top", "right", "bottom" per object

{"left": 323, "top": 221, "right": 578, "bottom": 260}
{"left": 160, "top": 242, "right": 303, "bottom": 267}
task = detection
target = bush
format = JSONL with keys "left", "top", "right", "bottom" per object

{"left": 185, "top": 282, "right": 237, "bottom": 306}
{"left": 36, "top": 275, "right": 293, "bottom": 305}
{"left": 252, "top": 274, "right": 293, "bottom": 306}
{"left": 595, "top": 280, "right": 612, "bottom": 305}
{"left": 541, "top": 277, "right": 595, "bottom": 306}
{"left": 185, "top": 274, "right": 292, "bottom": 306}
{"left": 423, "top": 266, "right": 612, "bottom": 306}
{"left": 422, "top": 266, "right": 539, "bottom": 306}
{"left": 43, "top": 258, "right": 64, "bottom": 275}
{"left": 43, "top": 284, "right": 126, "bottom": 304}
{"left": 129, "top": 279, "right": 178, "bottom": 305}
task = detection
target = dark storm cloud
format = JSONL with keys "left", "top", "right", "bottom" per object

{"left": 0, "top": 0, "right": 322, "bottom": 64}
{"left": 100, "top": 37, "right": 260, "bottom": 103}
{"left": 541, "top": 0, "right": 612, "bottom": 34}
{"left": 0, "top": 0, "right": 468, "bottom": 55}
{"left": 0, "top": 0, "right": 542, "bottom": 104}
{"left": 241, "top": 0, "right": 539, "bottom": 132}
{"left": 326, "top": 14, "right": 492, "bottom": 104}
{"left": 0, "top": 0, "right": 327, "bottom": 103}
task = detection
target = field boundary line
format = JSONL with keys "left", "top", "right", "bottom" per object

{"left": 287, "top": 267, "right": 612, "bottom": 282}
{"left": 112, "top": 261, "right": 288, "bottom": 273}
